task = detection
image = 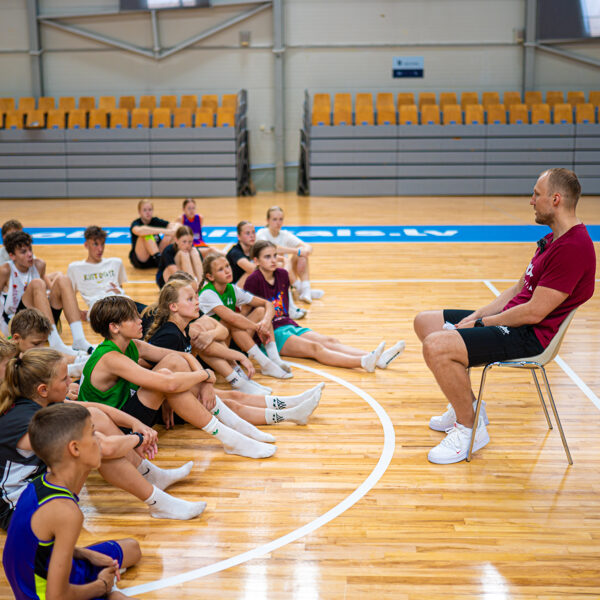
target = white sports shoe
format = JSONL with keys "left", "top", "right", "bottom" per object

{"left": 429, "top": 400, "right": 489, "bottom": 432}
{"left": 427, "top": 417, "right": 490, "bottom": 464}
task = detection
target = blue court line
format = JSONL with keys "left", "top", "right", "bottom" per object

{"left": 21, "top": 224, "right": 600, "bottom": 245}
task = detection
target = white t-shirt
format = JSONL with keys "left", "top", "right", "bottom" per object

{"left": 0, "top": 247, "right": 9, "bottom": 265}
{"left": 255, "top": 227, "right": 302, "bottom": 249}
{"left": 67, "top": 257, "right": 128, "bottom": 308}
{"left": 198, "top": 284, "right": 254, "bottom": 317}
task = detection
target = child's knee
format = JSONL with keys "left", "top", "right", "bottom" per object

{"left": 118, "top": 538, "right": 142, "bottom": 566}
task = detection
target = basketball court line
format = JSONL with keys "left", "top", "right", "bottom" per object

{"left": 121, "top": 362, "right": 396, "bottom": 596}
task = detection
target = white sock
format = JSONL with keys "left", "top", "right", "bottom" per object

{"left": 293, "top": 280, "right": 302, "bottom": 292}
{"left": 69, "top": 321, "right": 93, "bottom": 352}
{"left": 212, "top": 396, "right": 275, "bottom": 442}
{"left": 233, "top": 364, "right": 249, "bottom": 380}
{"left": 265, "top": 395, "right": 319, "bottom": 425}
{"left": 67, "top": 362, "right": 84, "bottom": 379}
{"left": 360, "top": 342, "right": 385, "bottom": 372}
{"left": 144, "top": 485, "right": 206, "bottom": 520}
{"left": 232, "top": 377, "right": 270, "bottom": 395}
{"left": 265, "top": 382, "right": 325, "bottom": 409}
{"left": 202, "top": 416, "right": 276, "bottom": 458}
{"left": 48, "top": 326, "right": 77, "bottom": 356}
{"left": 247, "top": 345, "right": 292, "bottom": 379}
{"left": 302, "top": 280, "right": 312, "bottom": 296}
{"left": 288, "top": 289, "right": 300, "bottom": 311}
{"left": 299, "top": 280, "right": 312, "bottom": 303}
{"left": 138, "top": 459, "right": 193, "bottom": 490}
{"left": 376, "top": 340, "right": 406, "bottom": 369}
{"left": 225, "top": 370, "right": 242, "bottom": 387}
{"left": 265, "top": 341, "right": 292, "bottom": 373}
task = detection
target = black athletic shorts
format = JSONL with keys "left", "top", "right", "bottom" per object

{"left": 120, "top": 391, "right": 159, "bottom": 427}
{"left": 129, "top": 249, "right": 159, "bottom": 270}
{"left": 443, "top": 309, "right": 544, "bottom": 368}
{"left": 2, "top": 299, "right": 61, "bottom": 326}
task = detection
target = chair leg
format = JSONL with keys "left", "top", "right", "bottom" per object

{"left": 531, "top": 369, "right": 553, "bottom": 429}
{"left": 539, "top": 367, "right": 573, "bottom": 465}
{"left": 467, "top": 364, "right": 490, "bottom": 462}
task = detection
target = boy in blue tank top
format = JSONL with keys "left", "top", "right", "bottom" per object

{"left": 3, "top": 402, "right": 142, "bottom": 600}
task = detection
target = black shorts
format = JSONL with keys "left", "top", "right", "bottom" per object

{"left": 129, "top": 249, "right": 159, "bottom": 270}
{"left": 2, "top": 299, "right": 61, "bottom": 326}
{"left": 120, "top": 390, "right": 159, "bottom": 427}
{"left": 443, "top": 309, "right": 544, "bottom": 368}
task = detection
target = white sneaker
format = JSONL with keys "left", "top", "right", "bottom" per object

{"left": 289, "top": 306, "right": 307, "bottom": 320}
{"left": 376, "top": 340, "right": 405, "bottom": 369}
{"left": 427, "top": 418, "right": 490, "bottom": 464}
{"left": 310, "top": 289, "right": 325, "bottom": 300}
{"left": 360, "top": 342, "right": 385, "bottom": 372}
{"left": 429, "top": 400, "right": 489, "bottom": 432}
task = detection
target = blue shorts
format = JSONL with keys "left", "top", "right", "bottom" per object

{"left": 69, "top": 540, "right": 123, "bottom": 594}
{"left": 274, "top": 324, "right": 311, "bottom": 353}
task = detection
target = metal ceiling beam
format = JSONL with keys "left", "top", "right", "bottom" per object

{"left": 531, "top": 42, "right": 600, "bottom": 69}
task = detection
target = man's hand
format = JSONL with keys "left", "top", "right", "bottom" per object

{"left": 456, "top": 312, "right": 479, "bottom": 328}
{"left": 161, "top": 401, "right": 175, "bottom": 430}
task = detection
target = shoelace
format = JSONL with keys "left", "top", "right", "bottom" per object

{"left": 440, "top": 426, "right": 465, "bottom": 451}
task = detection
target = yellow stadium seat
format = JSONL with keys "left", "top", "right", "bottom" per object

{"left": 67, "top": 108, "right": 87, "bottom": 129}
{"left": 418, "top": 92, "right": 436, "bottom": 109}
{"left": 576, "top": 103, "right": 595, "bottom": 124}
{"left": 442, "top": 104, "right": 462, "bottom": 125}
{"left": 439, "top": 92, "right": 458, "bottom": 108}
{"left": 524, "top": 91, "right": 543, "bottom": 108}
{"left": 397, "top": 92, "right": 415, "bottom": 108}
{"left": 399, "top": 104, "right": 418, "bottom": 125}
{"left": 5, "top": 110, "right": 23, "bottom": 129}
{"left": 531, "top": 103, "right": 551, "bottom": 124}
{"left": 312, "top": 106, "right": 331, "bottom": 126}
{"left": 221, "top": 94, "right": 237, "bottom": 110}
{"left": 46, "top": 109, "right": 65, "bottom": 129}
{"left": 503, "top": 91, "right": 522, "bottom": 107}
{"left": 482, "top": 91, "right": 500, "bottom": 108}
{"left": 567, "top": 91, "right": 585, "bottom": 106}
{"left": 160, "top": 95, "right": 177, "bottom": 110}
{"left": 58, "top": 97, "right": 76, "bottom": 112}
{"left": 509, "top": 103, "right": 529, "bottom": 124}
{"left": 98, "top": 96, "right": 116, "bottom": 111}
{"left": 109, "top": 108, "right": 128, "bottom": 129}
{"left": 79, "top": 96, "right": 96, "bottom": 111}
{"left": 545, "top": 91, "right": 564, "bottom": 107}
{"left": 333, "top": 104, "right": 352, "bottom": 126}
{"left": 24, "top": 109, "right": 44, "bottom": 128}
{"left": 356, "top": 103, "right": 374, "bottom": 125}
{"left": 377, "top": 105, "right": 396, "bottom": 125}
{"left": 89, "top": 108, "right": 108, "bottom": 129}
{"left": 194, "top": 107, "right": 213, "bottom": 127}
{"left": 174, "top": 107, "right": 192, "bottom": 128}
{"left": 201, "top": 95, "right": 218, "bottom": 111}
{"left": 333, "top": 93, "right": 352, "bottom": 108}
{"left": 487, "top": 104, "right": 507, "bottom": 124}
{"left": 216, "top": 107, "right": 235, "bottom": 127}
{"left": 460, "top": 92, "right": 479, "bottom": 110}
{"left": 181, "top": 94, "right": 198, "bottom": 111}
{"left": 355, "top": 93, "right": 372, "bottom": 108}
{"left": 131, "top": 107, "right": 150, "bottom": 128}
{"left": 376, "top": 93, "right": 394, "bottom": 108}
{"left": 139, "top": 95, "right": 156, "bottom": 111}
{"left": 152, "top": 107, "right": 171, "bottom": 128}
{"left": 421, "top": 104, "right": 440, "bottom": 125}
{"left": 589, "top": 91, "right": 600, "bottom": 107}
{"left": 0, "top": 98, "right": 15, "bottom": 111}
{"left": 38, "top": 97, "right": 55, "bottom": 112}
{"left": 465, "top": 104, "right": 484, "bottom": 124}
{"left": 119, "top": 96, "right": 136, "bottom": 110}
{"left": 18, "top": 97, "right": 36, "bottom": 111}
{"left": 553, "top": 103, "right": 573, "bottom": 124}
{"left": 313, "top": 93, "right": 330, "bottom": 108}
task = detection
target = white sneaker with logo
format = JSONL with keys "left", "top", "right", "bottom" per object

{"left": 429, "top": 400, "right": 489, "bottom": 432}
{"left": 427, "top": 418, "right": 490, "bottom": 464}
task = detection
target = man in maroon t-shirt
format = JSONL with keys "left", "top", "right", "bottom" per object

{"left": 413, "top": 168, "right": 596, "bottom": 465}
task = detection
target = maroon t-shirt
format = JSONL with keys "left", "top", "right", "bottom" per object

{"left": 503, "top": 223, "right": 596, "bottom": 347}
{"left": 244, "top": 268, "right": 298, "bottom": 329}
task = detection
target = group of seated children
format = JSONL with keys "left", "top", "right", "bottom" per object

{"left": 0, "top": 202, "right": 404, "bottom": 598}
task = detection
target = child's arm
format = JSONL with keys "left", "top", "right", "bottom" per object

{"left": 42, "top": 500, "right": 117, "bottom": 600}
{"left": 213, "top": 304, "right": 259, "bottom": 332}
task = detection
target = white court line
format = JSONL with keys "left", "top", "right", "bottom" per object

{"left": 481, "top": 279, "right": 600, "bottom": 409}
{"left": 122, "top": 362, "right": 396, "bottom": 597}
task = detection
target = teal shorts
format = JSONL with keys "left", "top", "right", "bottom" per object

{"left": 274, "top": 324, "right": 311, "bottom": 353}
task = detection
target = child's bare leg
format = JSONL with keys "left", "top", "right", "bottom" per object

{"left": 134, "top": 236, "right": 157, "bottom": 262}
{"left": 281, "top": 334, "right": 362, "bottom": 368}
{"left": 175, "top": 250, "right": 194, "bottom": 278}
{"left": 189, "top": 247, "right": 204, "bottom": 280}
{"left": 21, "top": 278, "right": 54, "bottom": 322}
{"left": 158, "top": 234, "right": 174, "bottom": 251}
{"left": 303, "top": 331, "right": 367, "bottom": 356}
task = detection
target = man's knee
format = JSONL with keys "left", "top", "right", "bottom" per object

{"left": 422, "top": 331, "right": 468, "bottom": 367}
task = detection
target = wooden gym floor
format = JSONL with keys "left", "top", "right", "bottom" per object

{"left": 0, "top": 193, "right": 599, "bottom": 599}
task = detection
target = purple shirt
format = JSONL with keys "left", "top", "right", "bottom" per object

{"left": 244, "top": 268, "right": 298, "bottom": 329}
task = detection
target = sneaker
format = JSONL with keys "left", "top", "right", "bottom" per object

{"left": 427, "top": 418, "right": 490, "bottom": 464}
{"left": 429, "top": 400, "right": 489, "bottom": 432}
{"left": 289, "top": 306, "right": 307, "bottom": 320}
{"left": 360, "top": 342, "right": 385, "bottom": 373}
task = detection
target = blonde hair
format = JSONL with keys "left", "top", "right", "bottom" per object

{"left": 201, "top": 253, "right": 227, "bottom": 289}
{"left": 266, "top": 206, "right": 283, "bottom": 221}
{"left": 144, "top": 279, "right": 193, "bottom": 341}
{"left": 137, "top": 199, "right": 153, "bottom": 212}
{"left": 0, "top": 348, "right": 64, "bottom": 415}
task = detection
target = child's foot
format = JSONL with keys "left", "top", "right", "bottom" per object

{"left": 310, "top": 289, "right": 325, "bottom": 299}
{"left": 139, "top": 459, "right": 193, "bottom": 490}
{"left": 376, "top": 340, "right": 406, "bottom": 369}
{"left": 72, "top": 342, "right": 96, "bottom": 354}
{"left": 289, "top": 306, "right": 307, "bottom": 319}
{"left": 269, "top": 395, "right": 319, "bottom": 425}
{"left": 233, "top": 378, "right": 270, "bottom": 396}
{"left": 146, "top": 487, "right": 207, "bottom": 520}
{"left": 261, "top": 361, "right": 293, "bottom": 379}
{"left": 221, "top": 428, "right": 277, "bottom": 458}
{"left": 360, "top": 342, "right": 385, "bottom": 372}
{"left": 299, "top": 290, "right": 312, "bottom": 304}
